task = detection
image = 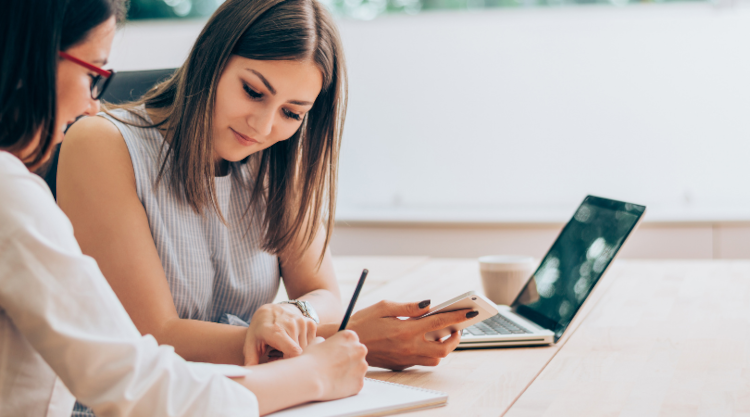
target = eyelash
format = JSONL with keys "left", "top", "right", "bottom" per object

{"left": 243, "top": 83, "right": 262, "bottom": 99}
{"left": 283, "top": 109, "right": 302, "bottom": 121}
{"left": 242, "top": 82, "right": 303, "bottom": 122}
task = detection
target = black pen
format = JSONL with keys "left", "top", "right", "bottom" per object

{"left": 339, "top": 269, "right": 369, "bottom": 331}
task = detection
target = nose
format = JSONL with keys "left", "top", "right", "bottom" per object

{"left": 82, "top": 97, "right": 101, "bottom": 117}
{"left": 249, "top": 108, "right": 274, "bottom": 137}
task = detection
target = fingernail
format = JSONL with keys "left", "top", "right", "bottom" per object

{"left": 418, "top": 300, "right": 431, "bottom": 309}
{"left": 466, "top": 311, "right": 479, "bottom": 319}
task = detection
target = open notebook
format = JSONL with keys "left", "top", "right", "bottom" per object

{"left": 266, "top": 378, "right": 448, "bottom": 417}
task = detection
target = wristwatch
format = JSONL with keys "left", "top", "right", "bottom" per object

{"left": 279, "top": 300, "right": 319, "bottom": 323}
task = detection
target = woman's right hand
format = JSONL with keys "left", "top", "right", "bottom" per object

{"left": 302, "top": 330, "right": 368, "bottom": 401}
{"left": 344, "top": 300, "right": 472, "bottom": 371}
{"left": 230, "top": 330, "right": 368, "bottom": 415}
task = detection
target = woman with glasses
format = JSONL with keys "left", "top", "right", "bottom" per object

{"left": 0, "top": 0, "right": 368, "bottom": 416}
{"left": 59, "top": 51, "right": 116, "bottom": 101}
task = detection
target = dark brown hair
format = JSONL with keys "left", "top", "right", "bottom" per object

{"left": 116, "top": 0, "right": 347, "bottom": 262}
{"left": 0, "top": 0, "right": 127, "bottom": 170}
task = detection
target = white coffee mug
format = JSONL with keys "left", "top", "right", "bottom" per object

{"left": 479, "top": 255, "right": 535, "bottom": 306}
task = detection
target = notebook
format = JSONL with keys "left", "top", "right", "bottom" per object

{"left": 266, "top": 378, "right": 448, "bottom": 417}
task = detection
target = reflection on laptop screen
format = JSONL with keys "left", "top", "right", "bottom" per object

{"left": 511, "top": 196, "right": 645, "bottom": 342}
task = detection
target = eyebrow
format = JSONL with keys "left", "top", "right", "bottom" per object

{"left": 92, "top": 58, "right": 108, "bottom": 66}
{"left": 245, "top": 68, "right": 314, "bottom": 106}
{"left": 247, "top": 68, "right": 276, "bottom": 95}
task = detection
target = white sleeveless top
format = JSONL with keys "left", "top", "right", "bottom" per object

{"left": 73, "top": 107, "right": 278, "bottom": 416}
{"left": 103, "top": 106, "right": 280, "bottom": 325}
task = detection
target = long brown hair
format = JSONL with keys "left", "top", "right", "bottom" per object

{"left": 1, "top": 0, "right": 127, "bottom": 170}
{"left": 114, "top": 0, "right": 346, "bottom": 262}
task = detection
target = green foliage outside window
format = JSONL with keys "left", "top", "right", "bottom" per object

{"left": 126, "top": 0, "right": 706, "bottom": 20}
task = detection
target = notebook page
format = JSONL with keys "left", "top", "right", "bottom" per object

{"left": 266, "top": 378, "right": 448, "bottom": 417}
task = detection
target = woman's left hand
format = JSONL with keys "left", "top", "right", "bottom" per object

{"left": 243, "top": 303, "right": 318, "bottom": 366}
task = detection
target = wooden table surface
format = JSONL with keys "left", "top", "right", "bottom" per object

{"left": 507, "top": 260, "right": 750, "bottom": 417}
{"left": 318, "top": 257, "right": 750, "bottom": 417}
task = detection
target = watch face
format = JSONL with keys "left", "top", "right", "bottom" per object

{"left": 300, "top": 301, "right": 320, "bottom": 323}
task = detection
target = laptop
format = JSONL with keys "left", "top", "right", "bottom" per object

{"left": 457, "top": 195, "right": 646, "bottom": 348}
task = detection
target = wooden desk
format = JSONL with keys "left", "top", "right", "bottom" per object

{"left": 325, "top": 256, "right": 623, "bottom": 416}
{"left": 507, "top": 260, "right": 750, "bottom": 417}
{"left": 325, "top": 257, "right": 750, "bottom": 417}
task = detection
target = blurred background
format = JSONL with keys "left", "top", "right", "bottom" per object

{"left": 125, "top": 0, "right": 715, "bottom": 20}
{"left": 110, "top": 0, "right": 750, "bottom": 259}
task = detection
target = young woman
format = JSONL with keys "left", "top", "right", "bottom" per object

{"left": 0, "top": 0, "right": 368, "bottom": 416}
{"left": 58, "top": 0, "right": 474, "bottom": 377}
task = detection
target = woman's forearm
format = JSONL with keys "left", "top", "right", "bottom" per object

{"left": 230, "top": 355, "right": 323, "bottom": 416}
{"left": 298, "top": 288, "right": 344, "bottom": 324}
{"left": 316, "top": 323, "right": 340, "bottom": 338}
{"left": 158, "top": 318, "right": 247, "bottom": 365}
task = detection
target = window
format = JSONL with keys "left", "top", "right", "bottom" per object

{"left": 128, "top": 0, "right": 709, "bottom": 21}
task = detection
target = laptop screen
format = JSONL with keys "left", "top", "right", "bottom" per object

{"left": 511, "top": 195, "right": 645, "bottom": 342}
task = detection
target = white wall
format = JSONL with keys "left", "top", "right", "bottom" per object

{"left": 108, "top": 4, "right": 750, "bottom": 258}
{"left": 110, "top": 3, "right": 750, "bottom": 223}
{"left": 337, "top": 3, "right": 750, "bottom": 219}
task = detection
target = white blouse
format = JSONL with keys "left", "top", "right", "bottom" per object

{"left": 0, "top": 151, "right": 259, "bottom": 417}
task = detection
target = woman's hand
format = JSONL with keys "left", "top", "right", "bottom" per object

{"left": 345, "top": 300, "right": 473, "bottom": 371}
{"left": 302, "top": 331, "right": 369, "bottom": 401}
{"left": 243, "top": 303, "right": 317, "bottom": 366}
{"left": 231, "top": 331, "right": 368, "bottom": 415}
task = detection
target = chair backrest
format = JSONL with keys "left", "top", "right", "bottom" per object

{"left": 100, "top": 68, "right": 176, "bottom": 105}
{"left": 42, "top": 68, "right": 177, "bottom": 199}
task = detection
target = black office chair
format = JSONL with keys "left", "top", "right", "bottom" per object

{"left": 42, "top": 68, "right": 176, "bottom": 199}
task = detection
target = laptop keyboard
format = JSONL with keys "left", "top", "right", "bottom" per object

{"left": 463, "top": 313, "right": 531, "bottom": 336}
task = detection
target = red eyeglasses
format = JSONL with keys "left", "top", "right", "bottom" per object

{"left": 59, "top": 51, "right": 115, "bottom": 100}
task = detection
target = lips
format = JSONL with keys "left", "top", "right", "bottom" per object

{"left": 230, "top": 128, "right": 259, "bottom": 146}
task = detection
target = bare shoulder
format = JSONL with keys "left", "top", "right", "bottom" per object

{"left": 58, "top": 115, "right": 135, "bottom": 186}
{"left": 60, "top": 114, "right": 128, "bottom": 160}
{"left": 66, "top": 113, "right": 122, "bottom": 138}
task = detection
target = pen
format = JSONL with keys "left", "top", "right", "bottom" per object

{"left": 339, "top": 269, "right": 369, "bottom": 331}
